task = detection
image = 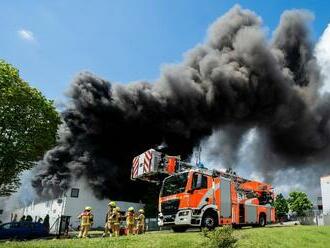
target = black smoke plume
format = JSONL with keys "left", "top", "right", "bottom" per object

{"left": 32, "top": 6, "right": 330, "bottom": 200}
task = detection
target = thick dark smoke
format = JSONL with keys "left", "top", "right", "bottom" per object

{"left": 32, "top": 6, "right": 330, "bottom": 200}
{"left": 195, "top": 126, "right": 248, "bottom": 169}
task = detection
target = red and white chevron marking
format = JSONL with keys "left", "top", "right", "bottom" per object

{"left": 143, "top": 150, "right": 152, "bottom": 173}
{"left": 132, "top": 156, "right": 139, "bottom": 178}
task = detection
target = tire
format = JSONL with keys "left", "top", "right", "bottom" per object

{"left": 202, "top": 211, "right": 218, "bottom": 230}
{"left": 172, "top": 226, "right": 188, "bottom": 233}
{"left": 259, "top": 214, "right": 266, "bottom": 227}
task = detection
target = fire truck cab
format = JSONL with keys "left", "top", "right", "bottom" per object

{"left": 131, "top": 149, "right": 275, "bottom": 232}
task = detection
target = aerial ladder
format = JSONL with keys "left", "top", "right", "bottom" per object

{"left": 131, "top": 148, "right": 274, "bottom": 204}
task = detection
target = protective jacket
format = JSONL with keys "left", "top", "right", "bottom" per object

{"left": 126, "top": 212, "right": 135, "bottom": 225}
{"left": 136, "top": 213, "right": 145, "bottom": 226}
{"left": 79, "top": 211, "right": 94, "bottom": 226}
{"left": 111, "top": 211, "right": 121, "bottom": 225}
{"left": 106, "top": 207, "right": 115, "bottom": 223}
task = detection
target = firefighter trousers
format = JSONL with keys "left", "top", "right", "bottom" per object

{"left": 78, "top": 225, "right": 90, "bottom": 238}
{"left": 103, "top": 222, "right": 114, "bottom": 237}
{"left": 113, "top": 223, "right": 120, "bottom": 237}
{"left": 126, "top": 224, "right": 134, "bottom": 235}
{"left": 136, "top": 224, "right": 145, "bottom": 234}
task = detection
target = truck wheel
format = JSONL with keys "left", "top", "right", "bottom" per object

{"left": 172, "top": 226, "right": 188, "bottom": 232}
{"left": 259, "top": 214, "right": 266, "bottom": 227}
{"left": 202, "top": 212, "right": 218, "bottom": 230}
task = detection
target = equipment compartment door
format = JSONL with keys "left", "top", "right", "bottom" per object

{"left": 239, "top": 204, "right": 245, "bottom": 223}
{"left": 220, "top": 177, "right": 232, "bottom": 218}
{"left": 245, "top": 205, "right": 257, "bottom": 224}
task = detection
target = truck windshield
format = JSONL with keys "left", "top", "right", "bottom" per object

{"left": 161, "top": 172, "right": 188, "bottom": 197}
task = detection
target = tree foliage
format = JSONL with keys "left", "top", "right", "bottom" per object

{"left": 287, "top": 191, "right": 313, "bottom": 216}
{"left": 141, "top": 184, "right": 160, "bottom": 218}
{"left": 273, "top": 193, "right": 289, "bottom": 218}
{"left": 0, "top": 60, "right": 61, "bottom": 196}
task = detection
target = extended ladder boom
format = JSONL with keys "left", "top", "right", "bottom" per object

{"left": 131, "top": 148, "right": 274, "bottom": 203}
{"left": 131, "top": 149, "right": 272, "bottom": 189}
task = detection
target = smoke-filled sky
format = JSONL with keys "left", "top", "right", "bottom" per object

{"left": 27, "top": 5, "right": 330, "bottom": 202}
{"left": 193, "top": 19, "right": 330, "bottom": 200}
{"left": 0, "top": 1, "right": 330, "bottom": 102}
{"left": 2, "top": 3, "right": 330, "bottom": 206}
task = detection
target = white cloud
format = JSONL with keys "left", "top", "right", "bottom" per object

{"left": 17, "top": 29, "right": 35, "bottom": 42}
{"left": 316, "top": 24, "right": 330, "bottom": 94}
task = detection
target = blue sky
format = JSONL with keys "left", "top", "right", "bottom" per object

{"left": 0, "top": 0, "right": 329, "bottom": 102}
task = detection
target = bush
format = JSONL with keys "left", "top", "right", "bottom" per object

{"left": 202, "top": 226, "right": 238, "bottom": 248}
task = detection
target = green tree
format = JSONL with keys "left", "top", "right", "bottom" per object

{"left": 287, "top": 191, "right": 313, "bottom": 216}
{"left": 273, "top": 193, "right": 289, "bottom": 219}
{"left": 141, "top": 184, "right": 160, "bottom": 218}
{"left": 0, "top": 60, "right": 61, "bottom": 196}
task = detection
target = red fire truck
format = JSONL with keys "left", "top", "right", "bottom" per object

{"left": 131, "top": 149, "right": 275, "bottom": 232}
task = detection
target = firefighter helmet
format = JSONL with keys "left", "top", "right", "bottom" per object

{"left": 85, "top": 206, "right": 92, "bottom": 211}
{"left": 139, "top": 209, "right": 144, "bottom": 213}
{"left": 108, "top": 201, "right": 116, "bottom": 207}
{"left": 128, "top": 207, "right": 134, "bottom": 212}
{"left": 115, "top": 207, "right": 121, "bottom": 211}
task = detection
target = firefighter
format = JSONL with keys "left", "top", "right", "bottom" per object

{"left": 77, "top": 206, "right": 94, "bottom": 238}
{"left": 112, "top": 207, "right": 121, "bottom": 237}
{"left": 102, "top": 201, "right": 116, "bottom": 237}
{"left": 126, "top": 207, "right": 135, "bottom": 235}
{"left": 135, "top": 209, "right": 145, "bottom": 234}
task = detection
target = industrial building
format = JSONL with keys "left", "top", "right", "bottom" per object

{"left": 2, "top": 180, "right": 144, "bottom": 233}
{"left": 321, "top": 175, "right": 330, "bottom": 215}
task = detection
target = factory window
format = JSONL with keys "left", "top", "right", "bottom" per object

{"left": 71, "top": 188, "right": 80, "bottom": 198}
{"left": 0, "top": 209, "right": 3, "bottom": 215}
